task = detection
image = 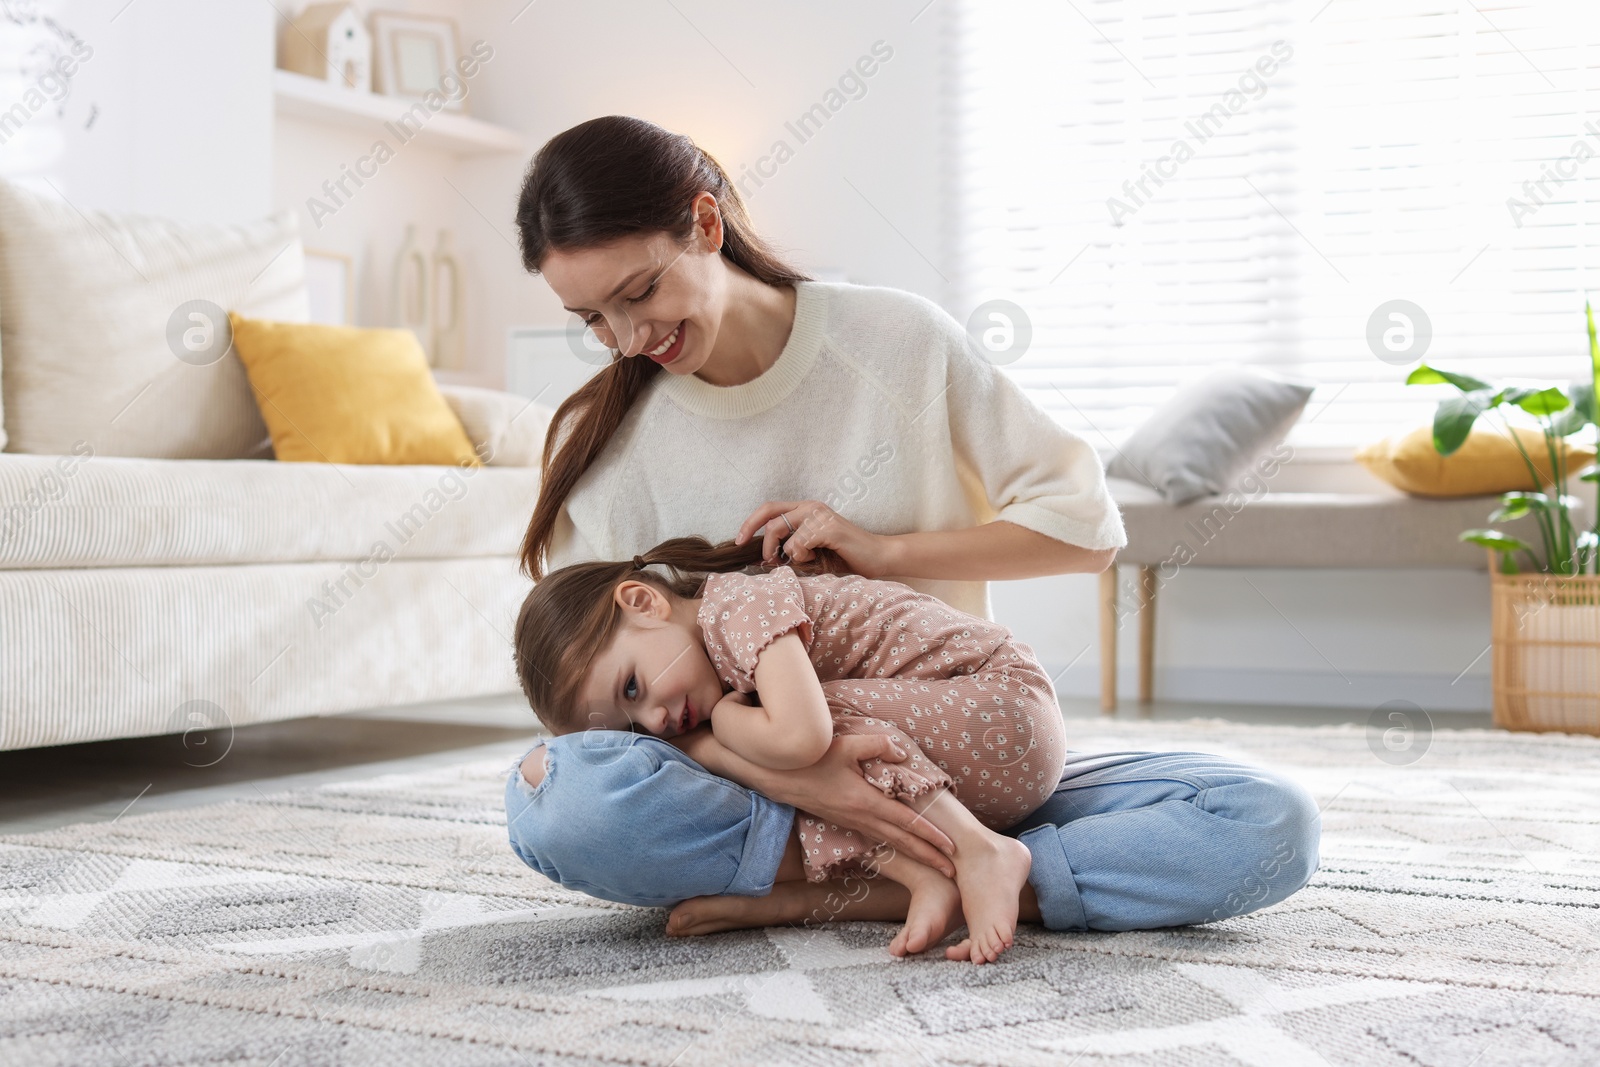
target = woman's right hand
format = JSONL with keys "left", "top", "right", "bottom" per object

{"left": 756, "top": 734, "right": 957, "bottom": 878}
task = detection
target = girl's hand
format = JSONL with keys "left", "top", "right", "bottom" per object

{"left": 735, "top": 500, "right": 898, "bottom": 578}
{"left": 752, "top": 734, "right": 957, "bottom": 878}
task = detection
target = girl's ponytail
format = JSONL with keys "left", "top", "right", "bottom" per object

{"left": 629, "top": 535, "right": 849, "bottom": 594}
{"left": 519, "top": 356, "right": 659, "bottom": 580}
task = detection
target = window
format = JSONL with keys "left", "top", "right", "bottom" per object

{"left": 951, "top": 0, "right": 1600, "bottom": 451}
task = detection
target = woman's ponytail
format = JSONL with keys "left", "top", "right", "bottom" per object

{"left": 519, "top": 355, "right": 659, "bottom": 579}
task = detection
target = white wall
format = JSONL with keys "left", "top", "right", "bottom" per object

{"left": 5, "top": 0, "right": 274, "bottom": 221}
{"left": 272, "top": 110, "right": 481, "bottom": 344}
{"left": 454, "top": 0, "right": 949, "bottom": 376}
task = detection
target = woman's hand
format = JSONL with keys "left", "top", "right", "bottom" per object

{"left": 736, "top": 500, "right": 898, "bottom": 578}
{"left": 668, "top": 728, "right": 957, "bottom": 878}
{"left": 751, "top": 734, "right": 957, "bottom": 877}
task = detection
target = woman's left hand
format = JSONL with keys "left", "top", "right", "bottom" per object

{"left": 735, "top": 500, "right": 897, "bottom": 578}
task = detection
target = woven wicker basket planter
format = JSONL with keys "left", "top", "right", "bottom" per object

{"left": 1490, "top": 556, "right": 1600, "bottom": 733}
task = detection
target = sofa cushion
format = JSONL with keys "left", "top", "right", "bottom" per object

{"left": 0, "top": 179, "right": 308, "bottom": 459}
{"left": 0, "top": 453, "right": 539, "bottom": 569}
{"left": 439, "top": 384, "right": 552, "bottom": 467}
{"left": 1356, "top": 424, "right": 1594, "bottom": 498}
{"left": 229, "top": 315, "right": 480, "bottom": 467}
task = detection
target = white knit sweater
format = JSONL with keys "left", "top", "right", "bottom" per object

{"left": 545, "top": 281, "right": 1126, "bottom": 620}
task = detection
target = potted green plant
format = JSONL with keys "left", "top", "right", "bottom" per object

{"left": 1405, "top": 303, "right": 1600, "bottom": 732}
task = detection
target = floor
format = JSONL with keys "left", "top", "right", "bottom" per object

{"left": 0, "top": 692, "right": 1494, "bottom": 836}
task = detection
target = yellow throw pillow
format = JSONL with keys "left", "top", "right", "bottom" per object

{"left": 229, "top": 315, "right": 479, "bottom": 467}
{"left": 1357, "top": 425, "right": 1594, "bottom": 498}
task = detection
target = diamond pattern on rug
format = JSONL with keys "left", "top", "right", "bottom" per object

{"left": 139, "top": 884, "right": 359, "bottom": 937}
{"left": 0, "top": 719, "right": 1598, "bottom": 1065}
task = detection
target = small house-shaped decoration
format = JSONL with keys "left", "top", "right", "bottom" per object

{"left": 280, "top": 3, "right": 372, "bottom": 92}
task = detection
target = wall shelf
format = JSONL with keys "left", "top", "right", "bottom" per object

{"left": 272, "top": 69, "right": 523, "bottom": 157}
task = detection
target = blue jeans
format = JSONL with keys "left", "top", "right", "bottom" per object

{"left": 503, "top": 731, "right": 1321, "bottom": 931}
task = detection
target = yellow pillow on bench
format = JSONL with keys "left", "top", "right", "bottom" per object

{"left": 1356, "top": 425, "right": 1594, "bottom": 498}
{"left": 229, "top": 315, "right": 478, "bottom": 467}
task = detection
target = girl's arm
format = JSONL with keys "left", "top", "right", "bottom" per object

{"left": 667, "top": 727, "right": 957, "bottom": 878}
{"left": 709, "top": 632, "right": 832, "bottom": 770}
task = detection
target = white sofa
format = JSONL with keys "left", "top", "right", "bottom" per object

{"left": 0, "top": 388, "right": 548, "bottom": 751}
{"left": 0, "top": 180, "right": 552, "bottom": 750}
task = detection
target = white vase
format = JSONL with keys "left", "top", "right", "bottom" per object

{"left": 430, "top": 230, "right": 465, "bottom": 371}
{"left": 392, "top": 224, "right": 431, "bottom": 362}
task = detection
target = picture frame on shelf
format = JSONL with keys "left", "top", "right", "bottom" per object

{"left": 304, "top": 249, "right": 355, "bottom": 326}
{"left": 369, "top": 12, "right": 466, "bottom": 114}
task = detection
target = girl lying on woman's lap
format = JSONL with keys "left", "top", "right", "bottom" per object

{"left": 513, "top": 535, "right": 1070, "bottom": 963}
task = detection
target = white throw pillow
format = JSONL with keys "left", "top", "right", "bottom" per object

{"left": 0, "top": 180, "right": 308, "bottom": 458}
{"left": 1105, "top": 366, "right": 1314, "bottom": 504}
{"left": 437, "top": 384, "right": 555, "bottom": 467}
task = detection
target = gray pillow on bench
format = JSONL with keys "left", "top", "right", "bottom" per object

{"left": 1106, "top": 367, "right": 1314, "bottom": 504}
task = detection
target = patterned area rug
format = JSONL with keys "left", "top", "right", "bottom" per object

{"left": 1, "top": 718, "right": 1598, "bottom": 1066}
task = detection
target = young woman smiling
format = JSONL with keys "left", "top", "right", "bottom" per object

{"left": 503, "top": 115, "right": 1320, "bottom": 946}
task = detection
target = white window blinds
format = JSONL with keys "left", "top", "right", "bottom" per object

{"left": 951, "top": 0, "right": 1600, "bottom": 450}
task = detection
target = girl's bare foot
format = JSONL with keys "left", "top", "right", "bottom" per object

{"left": 879, "top": 856, "right": 964, "bottom": 958}
{"left": 951, "top": 833, "right": 1032, "bottom": 964}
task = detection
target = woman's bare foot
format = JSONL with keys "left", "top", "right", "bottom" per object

{"left": 879, "top": 855, "right": 964, "bottom": 958}
{"left": 666, "top": 877, "right": 916, "bottom": 937}
{"left": 666, "top": 882, "right": 814, "bottom": 936}
{"left": 950, "top": 833, "right": 1032, "bottom": 964}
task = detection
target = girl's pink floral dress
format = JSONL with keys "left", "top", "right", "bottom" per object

{"left": 697, "top": 566, "right": 1067, "bottom": 882}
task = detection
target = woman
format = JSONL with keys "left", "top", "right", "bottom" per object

{"left": 503, "top": 115, "right": 1319, "bottom": 947}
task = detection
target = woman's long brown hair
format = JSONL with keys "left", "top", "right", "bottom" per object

{"left": 513, "top": 536, "right": 848, "bottom": 735}
{"left": 515, "top": 116, "right": 811, "bottom": 580}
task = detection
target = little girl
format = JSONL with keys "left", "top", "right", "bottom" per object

{"left": 512, "top": 536, "right": 1068, "bottom": 964}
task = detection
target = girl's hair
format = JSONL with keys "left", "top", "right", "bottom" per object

{"left": 513, "top": 535, "right": 848, "bottom": 734}
{"left": 515, "top": 115, "right": 811, "bottom": 581}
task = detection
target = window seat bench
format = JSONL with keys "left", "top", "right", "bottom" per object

{"left": 1099, "top": 477, "right": 1496, "bottom": 711}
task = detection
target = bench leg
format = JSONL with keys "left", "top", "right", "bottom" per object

{"left": 1138, "top": 564, "right": 1157, "bottom": 709}
{"left": 1100, "top": 566, "right": 1117, "bottom": 714}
